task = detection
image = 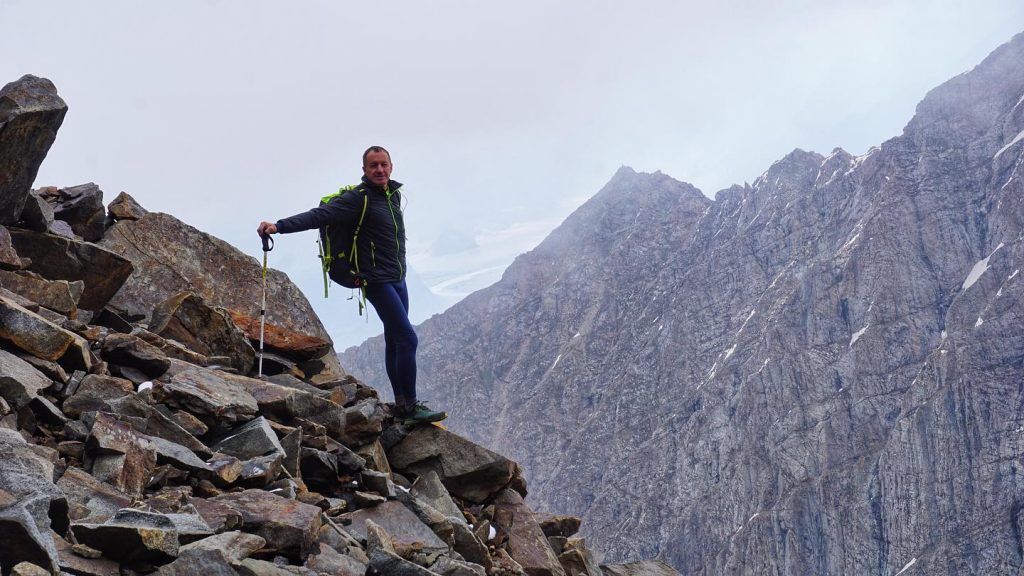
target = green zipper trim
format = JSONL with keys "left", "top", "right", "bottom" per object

{"left": 385, "top": 188, "right": 404, "bottom": 279}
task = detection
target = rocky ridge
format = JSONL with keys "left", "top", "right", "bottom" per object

{"left": 343, "top": 33, "right": 1024, "bottom": 574}
{"left": 0, "top": 74, "right": 675, "bottom": 576}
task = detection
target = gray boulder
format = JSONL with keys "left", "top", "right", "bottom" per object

{"left": 7, "top": 228, "right": 133, "bottom": 311}
{"left": 0, "top": 347, "right": 52, "bottom": 410}
{"left": 50, "top": 183, "right": 106, "bottom": 242}
{"left": 0, "top": 293, "right": 91, "bottom": 372}
{"left": 149, "top": 291, "right": 255, "bottom": 375}
{"left": 0, "top": 75, "right": 67, "bottom": 226}
{"left": 387, "top": 424, "right": 525, "bottom": 504}
{"left": 0, "top": 427, "right": 66, "bottom": 575}
{"left": 71, "top": 508, "right": 180, "bottom": 564}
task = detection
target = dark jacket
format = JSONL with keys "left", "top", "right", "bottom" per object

{"left": 276, "top": 177, "right": 406, "bottom": 285}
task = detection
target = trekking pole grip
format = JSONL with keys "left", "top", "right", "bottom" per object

{"left": 261, "top": 234, "right": 274, "bottom": 252}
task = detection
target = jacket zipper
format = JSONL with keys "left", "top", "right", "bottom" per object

{"left": 386, "top": 189, "right": 404, "bottom": 278}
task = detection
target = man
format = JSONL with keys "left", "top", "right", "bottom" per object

{"left": 257, "top": 146, "right": 446, "bottom": 424}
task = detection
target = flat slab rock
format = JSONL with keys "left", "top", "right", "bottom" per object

{"left": 340, "top": 500, "right": 448, "bottom": 552}
{"left": 210, "top": 489, "right": 322, "bottom": 561}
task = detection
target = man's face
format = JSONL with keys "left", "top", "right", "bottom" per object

{"left": 363, "top": 151, "right": 393, "bottom": 187}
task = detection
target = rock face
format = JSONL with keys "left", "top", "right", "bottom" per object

{"left": 343, "top": 33, "right": 1024, "bottom": 574}
{"left": 0, "top": 75, "right": 67, "bottom": 226}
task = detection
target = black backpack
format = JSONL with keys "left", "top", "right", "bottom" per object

{"left": 317, "top": 185, "right": 369, "bottom": 293}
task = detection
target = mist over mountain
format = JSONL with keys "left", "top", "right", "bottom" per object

{"left": 342, "top": 32, "right": 1024, "bottom": 574}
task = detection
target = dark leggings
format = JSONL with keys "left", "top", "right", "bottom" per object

{"left": 364, "top": 280, "right": 417, "bottom": 406}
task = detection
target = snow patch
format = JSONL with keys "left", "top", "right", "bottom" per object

{"left": 551, "top": 354, "right": 563, "bottom": 370}
{"left": 975, "top": 317, "right": 984, "bottom": 328}
{"left": 1011, "top": 269, "right": 1020, "bottom": 280}
{"left": 573, "top": 331, "right": 581, "bottom": 339}
{"left": 850, "top": 324, "right": 869, "bottom": 347}
{"left": 995, "top": 129, "right": 1024, "bottom": 159}
{"left": 961, "top": 243, "right": 1005, "bottom": 292}
{"left": 723, "top": 345, "right": 737, "bottom": 360}
{"left": 895, "top": 558, "right": 917, "bottom": 576}
{"left": 941, "top": 330, "right": 947, "bottom": 340}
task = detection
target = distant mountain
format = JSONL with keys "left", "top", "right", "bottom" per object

{"left": 342, "top": 32, "right": 1024, "bottom": 574}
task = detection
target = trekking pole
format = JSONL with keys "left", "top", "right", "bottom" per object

{"left": 258, "top": 233, "right": 274, "bottom": 377}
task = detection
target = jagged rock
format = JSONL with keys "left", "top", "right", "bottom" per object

{"left": 557, "top": 539, "right": 602, "bottom": 576}
{"left": 212, "top": 416, "right": 284, "bottom": 460}
{"left": 317, "top": 523, "right": 365, "bottom": 556}
{"left": 0, "top": 225, "right": 30, "bottom": 270}
{"left": 180, "top": 530, "right": 267, "bottom": 562}
{"left": 103, "top": 394, "right": 212, "bottom": 458}
{"left": 9, "top": 562, "right": 49, "bottom": 576}
{"left": 208, "top": 454, "right": 245, "bottom": 485}
{"left": 18, "top": 191, "right": 54, "bottom": 232}
{"left": 0, "top": 347, "right": 53, "bottom": 410}
{"left": 411, "top": 469, "right": 464, "bottom": 520}
{"left": 62, "top": 374, "right": 134, "bottom": 418}
{"left": 364, "top": 519, "right": 440, "bottom": 576}
{"left": 0, "top": 269, "right": 83, "bottom": 315}
{"left": 171, "top": 408, "right": 209, "bottom": 437}
{"left": 98, "top": 212, "right": 335, "bottom": 358}
{"left": 100, "top": 332, "right": 171, "bottom": 379}
{"left": 299, "top": 447, "right": 340, "bottom": 493}
{"left": 157, "top": 359, "right": 258, "bottom": 424}
{"left": 211, "top": 489, "right": 322, "bottom": 561}
{"left": 340, "top": 398, "right": 386, "bottom": 445}
{"left": 47, "top": 219, "right": 75, "bottom": 238}
{"left": 0, "top": 75, "right": 67, "bottom": 226}
{"left": 356, "top": 439, "right": 392, "bottom": 474}
{"left": 341, "top": 501, "right": 448, "bottom": 553}
{"left": 15, "top": 350, "right": 69, "bottom": 385}
{"left": 0, "top": 428, "right": 65, "bottom": 575}
{"left": 56, "top": 466, "right": 132, "bottom": 523}
{"left": 233, "top": 557, "right": 314, "bottom": 575}
{"left": 492, "top": 489, "right": 565, "bottom": 576}
{"left": 228, "top": 310, "right": 333, "bottom": 362}
{"left": 7, "top": 229, "right": 133, "bottom": 311}
{"left": 280, "top": 427, "right": 301, "bottom": 478}
{"left": 430, "top": 556, "right": 487, "bottom": 576}
{"left": 142, "top": 434, "right": 214, "bottom": 474}
{"left": 537, "top": 513, "right": 582, "bottom": 539}
{"left": 229, "top": 375, "right": 345, "bottom": 439}
{"left": 18, "top": 395, "right": 68, "bottom": 432}
{"left": 132, "top": 327, "right": 211, "bottom": 362}
{"left": 52, "top": 183, "right": 105, "bottom": 242}
{"left": 236, "top": 452, "right": 285, "bottom": 488}
{"left": 107, "top": 191, "right": 148, "bottom": 221}
{"left": 186, "top": 496, "right": 244, "bottom": 533}
{"left": 451, "top": 520, "right": 491, "bottom": 570}
{"left": 83, "top": 412, "right": 157, "bottom": 498}
{"left": 361, "top": 468, "right": 396, "bottom": 498}
{"left": 156, "top": 547, "right": 237, "bottom": 576}
{"left": 599, "top": 561, "right": 679, "bottom": 576}
{"left": 163, "top": 512, "right": 215, "bottom": 544}
{"left": 387, "top": 424, "right": 525, "bottom": 503}
{"left": 395, "top": 492, "right": 455, "bottom": 550}
{"left": 71, "top": 509, "right": 180, "bottom": 564}
{"left": 0, "top": 293, "right": 92, "bottom": 371}
{"left": 304, "top": 542, "right": 366, "bottom": 576}
{"left": 54, "top": 531, "right": 121, "bottom": 576}
{"left": 149, "top": 291, "right": 256, "bottom": 375}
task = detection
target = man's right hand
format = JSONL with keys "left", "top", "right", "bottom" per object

{"left": 257, "top": 221, "right": 278, "bottom": 236}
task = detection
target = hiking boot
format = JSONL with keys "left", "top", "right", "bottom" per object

{"left": 397, "top": 401, "right": 447, "bottom": 424}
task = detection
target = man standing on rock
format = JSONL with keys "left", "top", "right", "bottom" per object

{"left": 257, "top": 146, "right": 446, "bottom": 425}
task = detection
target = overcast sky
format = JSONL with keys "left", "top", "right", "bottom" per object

{"left": 2, "top": 1, "right": 1021, "bottom": 349}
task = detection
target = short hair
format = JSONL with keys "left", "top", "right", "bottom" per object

{"left": 362, "top": 146, "right": 391, "bottom": 165}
